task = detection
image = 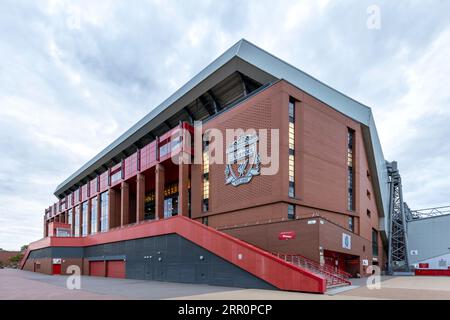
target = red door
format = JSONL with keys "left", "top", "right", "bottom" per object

{"left": 89, "top": 261, "right": 105, "bottom": 277}
{"left": 52, "top": 264, "right": 61, "bottom": 275}
{"left": 106, "top": 260, "right": 125, "bottom": 279}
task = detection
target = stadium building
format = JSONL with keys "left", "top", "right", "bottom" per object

{"left": 21, "top": 39, "right": 447, "bottom": 293}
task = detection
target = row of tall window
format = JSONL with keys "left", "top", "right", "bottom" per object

{"left": 288, "top": 98, "right": 296, "bottom": 219}
{"left": 67, "top": 192, "right": 108, "bottom": 236}
{"left": 202, "top": 136, "right": 210, "bottom": 212}
{"left": 288, "top": 98, "right": 296, "bottom": 199}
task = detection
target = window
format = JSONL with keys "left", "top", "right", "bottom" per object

{"left": 164, "top": 182, "right": 179, "bottom": 218}
{"left": 144, "top": 191, "right": 155, "bottom": 220}
{"left": 202, "top": 216, "right": 208, "bottom": 226}
{"left": 100, "top": 192, "right": 108, "bottom": 232}
{"left": 367, "top": 209, "right": 371, "bottom": 218}
{"left": 91, "top": 196, "right": 98, "bottom": 234}
{"left": 81, "top": 201, "right": 88, "bottom": 236}
{"left": 111, "top": 170, "right": 121, "bottom": 184}
{"left": 348, "top": 216, "right": 354, "bottom": 232}
{"left": 67, "top": 209, "right": 73, "bottom": 235}
{"left": 288, "top": 98, "right": 296, "bottom": 198}
{"left": 74, "top": 206, "right": 80, "bottom": 237}
{"left": 288, "top": 204, "right": 296, "bottom": 220}
{"left": 347, "top": 129, "right": 355, "bottom": 211}
{"left": 372, "top": 229, "right": 379, "bottom": 257}
{"left": 202, "top": 134, "right": 210, "bottom": 212}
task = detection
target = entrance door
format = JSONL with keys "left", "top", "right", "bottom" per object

{"left": 106, "top": 260, "right": 125, "bottom": 278}
{"left": 52, "top": 264, "right": 62, "bottom": 275}
{"left": 89, "top": 261, "right": 105, "bottom": 277}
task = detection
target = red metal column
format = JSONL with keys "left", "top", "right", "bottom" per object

{"left": 155, "top": 163, "right": 165, "bottom": 220}
{"left": 178, "top": 162, "right": 189, "bottom": 217}
{"left": 121, "top": 181, "right": 129, "bottom": 227}
{"left": 136, "top": 173, "right": 145, "bottom": 223}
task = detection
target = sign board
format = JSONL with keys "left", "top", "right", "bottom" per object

{"left": 342, "top": 233, "right": 351, "bottom": 250}
{"left": 278, "top": 231, "right": 296, "bottom": 240}
{"left": 418, "top": 263, "right": 429, "bottom": 269}
{"left": 52, "top": 258, "right": 62, "bottom": 264}
{"left": 362, "top": 259, "right": 369, "bottom": 266}
{"left": 410, "top": 250, "right": 418, "bottom": 256}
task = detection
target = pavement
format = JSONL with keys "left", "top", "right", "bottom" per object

{"left": 1, "top": 268, "right": 450, "bottom": 300}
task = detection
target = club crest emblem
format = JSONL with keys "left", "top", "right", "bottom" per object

{"left": 225, "top": 134, "right": 260, "bottom": 186}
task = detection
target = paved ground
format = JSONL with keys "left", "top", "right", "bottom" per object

{"left": 1, "top": 268, "right": 450, "bottom": 300}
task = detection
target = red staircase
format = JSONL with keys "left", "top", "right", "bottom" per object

{"left": 20, "top": 216, "right": 327, "bottom": 293}
{"left": 273, "top": 253, "right": 351, "bottom": 289}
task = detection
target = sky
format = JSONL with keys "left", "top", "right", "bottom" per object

{"left": 1, "top": 0, "right": 449, "bottom": 250}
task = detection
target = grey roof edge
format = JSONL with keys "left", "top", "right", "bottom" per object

{"left": 54, "top": 39, "right": 389, "bottom": 220}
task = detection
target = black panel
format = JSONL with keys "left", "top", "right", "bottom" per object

{"left": 30, "top": 234, "right": 275, "bottom": 290}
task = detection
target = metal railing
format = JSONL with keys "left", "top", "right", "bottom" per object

{"left": 273, "top": 252, "right": 351, "bottom": 288}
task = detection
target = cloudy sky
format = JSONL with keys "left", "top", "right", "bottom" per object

{"left": 1, "top": 0, "right": 449, "bottom": 250}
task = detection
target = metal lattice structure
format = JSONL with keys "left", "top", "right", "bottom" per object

{"left": 387, "top": 161, "right": 410, "bottom": 272}
{"left": 409, "top": 206, "right": 450, "bottom": 220}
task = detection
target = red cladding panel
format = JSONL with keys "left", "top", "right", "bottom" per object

{"left": 81, "top": 184, "right": 88, "bottom": 201}
{"left": 140, "top": 142, "right": 157, "bottom": 171}
{"left": 99, "top": 172, "right": 109, "bottom": 192}
{"left": 90, "top": 178, "right": 97, "bottom": 195}
{"left": 124, "top": 153, "right": 138, "bottom": 179}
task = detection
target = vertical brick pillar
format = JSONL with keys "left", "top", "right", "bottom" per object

{"left": 108, "top": 188, "right": 116, "bottom": 230}
{"left": 96, "top": 194, "right": 101, "bottom": 233}
{"left": 136, "top": 173, "right": 145, "bottom": 223}
{"left": 121, "top": 181, "right": 129, "bottom": 227}
{"left": 178, "top": 162, "right": 189, "bottom": 217}
{"left": 87, "top": 199, "right": 92, "bottom": 235}
{"left": 155, "top": 163, "right": 165, "bottom": 220}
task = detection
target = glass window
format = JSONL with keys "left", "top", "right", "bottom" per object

{"left": 100, "top": 192, "right": 108, "bottom": 232}
{"left": 288, "top": 204, "right": 295, "bottom": 220}
{"left": 67, "top": 209, "right": 73, "bottom": 235}
{"left": 372, "top": 229, "right": 379, "bottom": 257}
{"left": 288, "top": 98, "right": 296, "bottom": 198}
{"left": 347, "top": 129, "right": 355, "bottom": 211}
{"left": 91, "top": 196, "right": 98, "bottom": 234}
{"left": 111, "top": 171, "right": 121, "bottom": 184}
{"left": 144, "top": 191, "right": 155, "bottom": 220}
{"left": 202, "top": 139, "right": 210, "bottom": 211}
{"left": 202, "top": 216, "right": 208, "bottom": 226}
{"left": 81, "top": 201, "right": 88, "bottom": 236}
{"left": 74, "top": 206, "right": 80, "bottom": 237}
{"left": 348, "top": 216, "right": 354, "bottom": 232}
